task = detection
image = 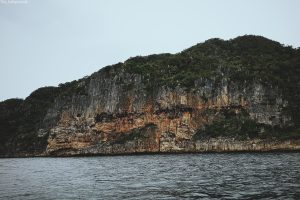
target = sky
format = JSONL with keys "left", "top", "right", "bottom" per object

{"left": 0, "top": 0, "right": 300, "bottom": 101}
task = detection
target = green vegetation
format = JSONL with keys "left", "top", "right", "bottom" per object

{"left": 122, "top": 35, "right": 298, "bottom": 89}
{"left": 58, "top": 76, "right": 90, "bottom": 96}
{"left": 114, "top": 123, "right": 157, "bottom": 144}
{"left": 0, "top": 75, "right": 91, "bottom": 155}
{"left": 0, "top": 87, "right": 61, "bottom": 155}
{"left": 193, "top": 118, "right": 256, "bottom": 140}
{"left": 193, "top": 108, "right": 257, "bottom": 140}
{"left": 193, "top": 108, "right": 300, "bottom": 140}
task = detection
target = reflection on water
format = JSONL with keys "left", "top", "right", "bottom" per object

{"left": 0, "top": 153, "right": 299, "bottom": 199}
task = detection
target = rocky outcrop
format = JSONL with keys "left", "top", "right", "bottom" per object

{"left": 1, "top": 35, "right": 300, "bottom": 157}
{"left": 44, "top": 71, "right": 300, "bottom": 156}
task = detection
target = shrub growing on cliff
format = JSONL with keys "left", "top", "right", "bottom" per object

{"left": 120, "top": 35, "right": 300, "bottom": 95}
{"left": 114, "top": 123, "right": 157, "bottom": 144}
{"left": 193, "top": 109, "right": 262, "bottom": 140}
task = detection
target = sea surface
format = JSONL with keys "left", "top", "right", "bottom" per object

{"left": 0, "top": 153, "right": 299, "bottom": 199}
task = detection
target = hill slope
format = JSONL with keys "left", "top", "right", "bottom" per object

{"left": 1, "top": 35, "right": 300, "bottom": 157}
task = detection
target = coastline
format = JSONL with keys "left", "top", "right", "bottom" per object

{"left": 2, "top": 138, "right": 300, "bottom": 158}
{"left": 1, "top": 149, "right": 300, "bottom": 159}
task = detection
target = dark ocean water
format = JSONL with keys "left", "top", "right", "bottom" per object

{"left": 0, "top": 153, "right": 299, "bottom": 199}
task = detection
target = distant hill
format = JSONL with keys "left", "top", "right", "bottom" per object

{"left": 1, "top": 35, "right": 300, "bottom": 157}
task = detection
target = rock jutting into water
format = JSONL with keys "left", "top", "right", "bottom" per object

{"left": 1, "top": 35, "right": 300, "bottom": 157}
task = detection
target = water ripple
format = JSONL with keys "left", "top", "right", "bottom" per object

{"left": 0, "top": 153, "right": 299, "bottom": 199}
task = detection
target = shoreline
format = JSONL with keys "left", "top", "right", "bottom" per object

{"left": 1, "top": 148, "right": 300, "bottom": 159}
{"left": 2, "top": 137, "right": 300, "bottom": 158}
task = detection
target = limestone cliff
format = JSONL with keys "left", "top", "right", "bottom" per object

{"left": 1, "top": 35, "right": 300, "bottom": 157}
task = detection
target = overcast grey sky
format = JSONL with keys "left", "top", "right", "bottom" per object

{"left": 0, "top": 0, "right": 300, "bottom": 101}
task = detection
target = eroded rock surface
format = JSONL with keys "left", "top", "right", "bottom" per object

{"left": 45, "top": 71, "right": 300, "bottom": 156}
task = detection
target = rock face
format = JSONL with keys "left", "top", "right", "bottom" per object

{"left": 1, "top": 35, "right": 300, "bottom": 157}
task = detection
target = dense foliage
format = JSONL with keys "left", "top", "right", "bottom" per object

{"left": 123, "top": 36, "right": 298, "bottom": 88}
{"left": 114, "top": 123, "right": 157, "bottom": 144}
{"left": 0, "top": 87, "right": 61, "bottom": 155}
{"left": 0, "top": 75, "right": 91, "bottom": 155}
{"left": 193, "top": 108, "right": 300, "bottom": 140}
